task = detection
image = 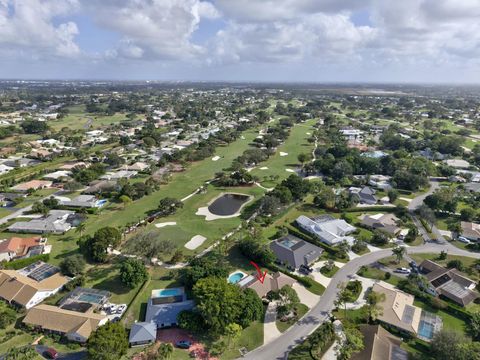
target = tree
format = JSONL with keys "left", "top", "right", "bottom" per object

{"left": 335, "top": 283, "right": 354, "bottom": 319}
{"left": 4, "top": 346, "right": 37, "bottom": 360}
{"left": 297, "top": 153, "right": 310, "bottom": 164}
{"left": 468, "top": 312, "right": 480, "bottom": 340}
{"left": 193, "top": 277, "right": 243, "bottom": 335}
{"left": 337, "top": 324, "right": 364, "bottom": 360}
{"left": 119, "top": 258, "right": 148, "bottom": 288}
{"left": 447, "top": 259, "right": 465, "bottom": 272}
{"left": 277, "top": 286, "right": 301, "bottom": 319}
{"left": 156, "top": 197, "right": 183, "bottom": 217}
{"left": 156, "top": 343, "right": 174, "bottom": 360}
{"left": 0, "top": 307, "right": 16, "bottom": 329}
{"left": 78, "top": 227, "right": 121, "bottom": 263}
{"left": 387, "top": 189, "right": 398, "bottom": 203}
{"left": 75, "top": 222, "right": 86, "bottom": 237}
{"left": 60, "top": 254, "right": 86, "bottom": 276}
{"left": 180, "top": 254, "right": 229, "bottom": 289}
{"left": 392, "top": 245, "right": 406, "bottom": 264}
{"left": 224, "top": 323, "right": 242, "bottom": 347}
{"left": 119, "top": 195, "right": 132, "bottom": 209}
{"left": 20, "top": 119, "right": 49, "bottom": 134}
{"left": 238, "top": 236, "right": 275, "bottom": 266}
{"left": 365, "top": 291, "right": 385, "bottom": 323}
{"left": 461, "top": 207, "right": 476, "bottom": 222}
{"left": 87, "top": 322, "right": 128, "bottom": 360}
{"left": 431, "top": 329, "right": 466, "bottom": 360}
{"left": 371, "top": 230, "right": 389, "bottom": 246}
{"left": 239, "top": 288, "right": 264, "bottom": 327}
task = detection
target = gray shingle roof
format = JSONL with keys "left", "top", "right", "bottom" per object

{"left": 129, "top": 322, "right": 156, "bottom": 344}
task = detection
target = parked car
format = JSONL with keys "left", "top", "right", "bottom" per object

{"left": 116, "top": 304, "right": 127, "bottom": 313}
{"left": 176, "top": 340, "right": 191, "bottom": 349}
{"left": 44, "top": 348, "right": 58, "bottom": 359}
{"left": 394, "top": 267, "right": 411, "bottom": 274}
{"left": 409, "top": 261, "right": 419, "bottom": 272}
{"left": 299, "top": 265, "right": 312, "bottom": 274}
{"left": 458, "top": 236, "right": 471, "bottom": 244}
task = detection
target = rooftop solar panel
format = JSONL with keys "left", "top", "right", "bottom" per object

{"left": 27, "top": 263, "right": 59, "bottom": 282}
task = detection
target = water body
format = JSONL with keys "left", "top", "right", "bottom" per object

{"left": 208, "top": 193, "right": 250, "bottom": 216}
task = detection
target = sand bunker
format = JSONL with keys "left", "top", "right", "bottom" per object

{"left": 280, "top": 152, "right": 288, "bottom": 156}
{"left": 155, "top": 222, "right": 177, "bottom": 228}
{"left": 260, "top": 166, "right": 269, "bottom": 170}
{"left": 212, "top": 156, "right": 220, "bottom": 161}
{"left": 286, "top": 169, "right": 295, "bottom": 173}
{"left": 185, "top": 235, "right": 207, "bottom": 250}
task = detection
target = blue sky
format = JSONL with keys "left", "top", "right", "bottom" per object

{"left": 0, "top": 0, "right": 479, "bottom": 83}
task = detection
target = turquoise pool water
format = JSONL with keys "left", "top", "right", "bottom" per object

{"left": 228, "top": 272, "right": 245, "bottom": 284}
{"left": 418, "top": 320, "right": 434, "bottom": 339}
{"left": 78, "top": 293, "right": 104, "bottom": 304}
{"left": 152, "top": 288, "right": 183, "bottom": 297}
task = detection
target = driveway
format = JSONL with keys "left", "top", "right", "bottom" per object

{"left": 35, "top": 345, "right": 86, "bottom": 360}
{"left": 242, "top": 242, "right": 480, "bottom": 360}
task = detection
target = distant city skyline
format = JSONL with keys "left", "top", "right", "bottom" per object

{"left": 1, "top": 0, "right": 479, "bottom": 83}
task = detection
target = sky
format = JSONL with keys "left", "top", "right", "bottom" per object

{"left": 0, "top": 0, "right": 480, "bottom": 83}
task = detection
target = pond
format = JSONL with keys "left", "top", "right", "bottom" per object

{"left": 207, "top": 193, "right": 251, "bottom": 216}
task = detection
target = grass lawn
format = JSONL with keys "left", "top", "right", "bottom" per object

{"left": 221, "top": 320, "right": 264, "bottom": 360}
{"left": 320, "top": 265, "right": 340, "bottom": 278}
{"left": 333, "top": 307, "right": 367, "bottom": 324}
{"left": 250, "top": 119, "right": 318, "bottom": 186}
{"left": 357, "top": 266, "right": 402, "bottom": 287}
{"left": 276, "top": 303, "right": 309, "bottom": 333}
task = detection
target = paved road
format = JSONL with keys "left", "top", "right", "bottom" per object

{"left": 0, "top": 190, "right": 63, "bottom": 226}
{"left": 244, "top": 242, "right": 480, "bottom": 360}
{"left": 243, "top": 180, "right": 473, "bottom": 360}
{"left": 35, "top": 345, "right": 87, "bottom": 360}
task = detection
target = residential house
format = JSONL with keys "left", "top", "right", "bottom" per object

{"left": 4, "top": 158, "right": 41, "bottom": 168}
{"left": 368, "top": 175, "right": 392, "bottom": 190}
{"left": 58, "top": 161, "right": 88, "bottom": 171}
{"left": 8, "top": 210, "right": 75, "bottom": 234}
{"left": 296, "top": 215, "right": 356, "bottom": 246}
{"left": 238, "top": 272, "right": 296, "bottom": 298}
{"left": 29, "top": 149, "right": 53, "bottom": 160}
{"left": 43, "top": 171, "right": 72, "bottom": 181}
{"left": 0, "top": 262, "right": 69, "bottom": 308}
{"left": 23, "top": 304, "right": 108, "bottom": 342}
{"left": 127, "top": 162, "right": 149, "bottom": 172}
{"left": 444, "top": 159, "right": 471, "bottom": 169}
{"left": 0, "top": 164, "right": 14, "bottom": 175}
{"left": 351, "top": 325, "right": 408, "bottom": 360}
{"left": 0, "top": 236, "right": 48, "bottom": 262}
{"left": 360, "top": 213, "right": 402, "bottom": 237}
{"left": 270, "top": 235, "right": 323, "bottom": 270}
{"left": 460, "top": 221, "right": 480, "bottom": 241}
{"left": 349, "top": 186, "right": 378, "bottom": 205}
{"left": 100, "top": 170, "right": 137, "bottom": 180}
{"left": 145, "top": 288, "right": 195, "bottom": 328}
{"left": 419, "top": 260, "right": 478, "bottom": 306}
{"left": 371, "top": 283, "right": 442, "bottom": 340}
{"left": 11, "top": 180, "right": 53, "bottom": 192}
{"left": 57, "top": 195, "right": 105, "bottom": 208}
{"left": 83, "top": 180, "right": 117, "bottom": 195}
{"left": 129, "top": 322, "right": 157, "bottom": 347}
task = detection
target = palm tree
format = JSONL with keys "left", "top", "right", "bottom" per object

{"left": 156, "top": 343, "right": 173, "bottom": 360}
{"left": 75, "top": 222, "right": 86, "bottom": 237}
{"left": 366, "top": 291, "right": 386, "bottom": 323}
{"left": 392, "top": 245, "right": 406, "bottom": 264}
{"left": 335, "top": 282, "right": 354, "bottom": 319}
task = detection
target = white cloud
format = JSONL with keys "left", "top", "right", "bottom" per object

{"left": 0, "top": 0, "right": 80, "bottom": 58}
{"left": 88, "top": 0, "right": 220, "bottom": 60}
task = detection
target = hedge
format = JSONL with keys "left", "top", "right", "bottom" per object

{"left": 3, "top": 254, "right": 50, "bottom": 270}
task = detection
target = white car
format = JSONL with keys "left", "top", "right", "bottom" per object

{"left": 394, "top": 267, "right": 411, "bottom": 274}
{"left": 457, "top": 236, "right": 471, "bottom": 244}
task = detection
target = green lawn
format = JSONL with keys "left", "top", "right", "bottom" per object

{"left": 250, "top": 119, "right": 317, "bottom": 187}
{"left": 221, "top": 319, "right": 264, "bottom": 360}
{"left": 276, "top": 303, "right": 309, "bottom": 333}
{"left": 320, "top": 265, "right": 340, "bottom": 278}
{"left": 357, "top": 266, "right": 402, "bottom": 287}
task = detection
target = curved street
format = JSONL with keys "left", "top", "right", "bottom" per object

{"left": 244, "top": 180, "right": 478, "bottom": 360}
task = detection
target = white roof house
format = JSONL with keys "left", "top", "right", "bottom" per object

{"left": 296, "top": 215, "right": 356, "bottom": 246}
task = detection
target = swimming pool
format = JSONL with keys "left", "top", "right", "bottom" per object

{"left": 78, "top": 293, "right": 105, "bottom": 304}
{"left": 228, "top": 271, "right": 247, "bottom": 284}
{"left": 151, "top": 288, "right": 183, "bottom": 298}
{"left": 418, "top": 320, "right": 434, "bottom": 340}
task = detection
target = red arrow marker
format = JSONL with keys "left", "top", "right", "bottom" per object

{"left": 250, "top": 261, "right": 267, "bottom": 284}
